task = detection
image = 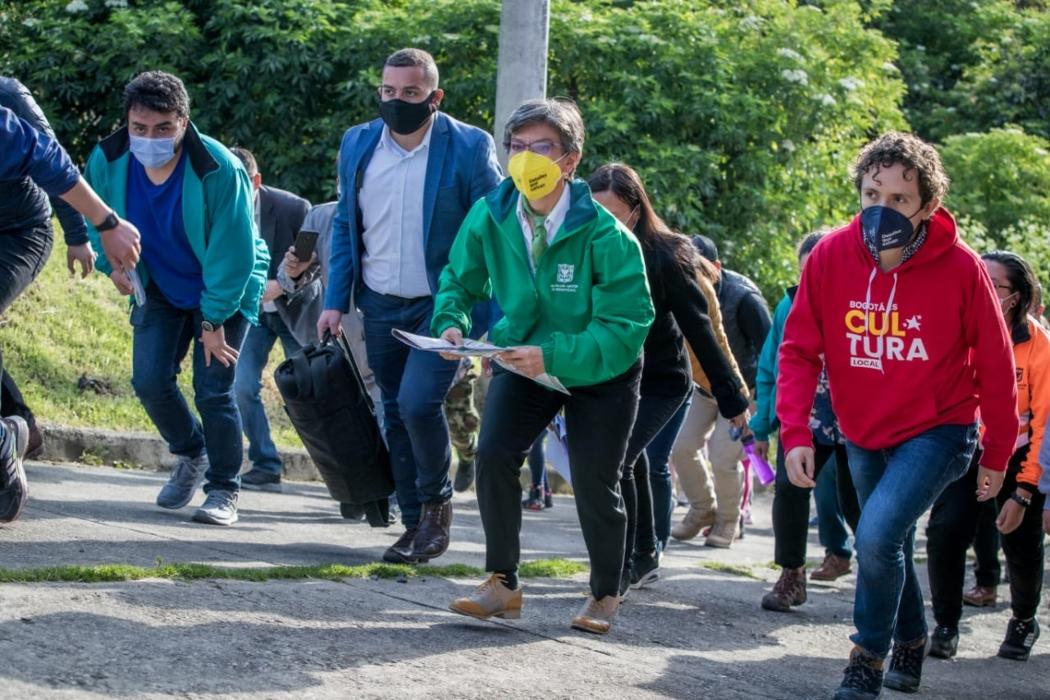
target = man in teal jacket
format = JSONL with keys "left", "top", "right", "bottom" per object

{"left": 434, "top": 99, "right": 653, "bottom": 635}
{"left": 86, "top": 71, "right": 268, "bottom": 526}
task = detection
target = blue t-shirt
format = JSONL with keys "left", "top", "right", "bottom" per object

{"left": 127, "top": 151, "right": 204, "bottom": 309}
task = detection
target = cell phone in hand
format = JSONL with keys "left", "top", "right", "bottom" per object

{"left": 291, "top": 228, "right": 319, "bottom": 262}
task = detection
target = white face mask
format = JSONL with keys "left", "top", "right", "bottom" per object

{"left": 129, "top": 134, "right": 178, "bottom": 169}
{"left": 1000, "top": 291, "right": 1019, "bottom": 318}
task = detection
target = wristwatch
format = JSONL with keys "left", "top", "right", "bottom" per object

{"left": 95, "top": 210, "right": 120, "bottom": 232}
{"left": 201, "top": 320, "right": 219, "bottom": 333}
{"left": 95, "top": 211, "right": 120, "bottom": 232}
{"left": 1010, "top": 491, "right": 1032, "bottom": 508}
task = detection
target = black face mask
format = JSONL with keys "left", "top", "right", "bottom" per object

{"left": 378, "top": 91, "right": 437, "bottom": 135}
{"left": 860, "top": 204, "right": 923, "bottom": 251}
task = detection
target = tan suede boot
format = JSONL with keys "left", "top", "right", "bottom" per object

{"left": 670, "top": 506, "right": 716, "bottom": 541}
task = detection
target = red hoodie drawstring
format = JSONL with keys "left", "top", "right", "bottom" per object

{"left": 861, "top": 266, "right": 900, "bottom": 375}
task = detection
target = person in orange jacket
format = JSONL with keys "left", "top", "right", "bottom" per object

{"left": 925, "top": 250, "right": 1048, "bottom": 662}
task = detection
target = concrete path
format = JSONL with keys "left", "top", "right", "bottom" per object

{"left": 0, "top": 462, "right": 1046, "bottom": 699}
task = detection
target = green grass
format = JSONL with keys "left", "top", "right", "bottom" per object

{"left": 0, "top": 234, "right": 302, "bottom": 447}
{"left": 0, "top": 558, "right": 588, "bottom": 584}
{"left": 698, "top": 561, "right": 765, "bottom": 580}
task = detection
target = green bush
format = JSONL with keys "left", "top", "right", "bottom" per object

{"left": 870, "top": 0, "right": 1050, "bottom": 143}
{"left": 1, "top": 0, "right": 908, "bottom": 299}
{"left": 941, "top": 127, "right": 1050, "bottom": 234}
{"left": 960, "top": 217, "right": 1050, "bottom": 295}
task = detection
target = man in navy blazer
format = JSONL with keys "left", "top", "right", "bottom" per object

{"left": 318, "top": 48, "right": 502, "bottom": 563}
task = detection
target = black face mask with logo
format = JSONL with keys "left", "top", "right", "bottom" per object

{"left": 378, "top": 91, "right": 436, "bottom": 135}
{"left": 860, "top": 205, "right": 924, "bottom": 251}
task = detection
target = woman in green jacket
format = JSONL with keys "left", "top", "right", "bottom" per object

{"left": 432, "top": 98, "right": 654, "bottom": 634}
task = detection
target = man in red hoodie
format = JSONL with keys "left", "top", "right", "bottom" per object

{"left": 777, "top": 132, "right": 1018, "bottom": 700}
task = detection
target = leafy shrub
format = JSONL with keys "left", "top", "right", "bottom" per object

{"left": 1, "top": 0, "right": 908, "bottom": 298}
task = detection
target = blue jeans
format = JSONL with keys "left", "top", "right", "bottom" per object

{"left": 845, "top": 422, "right": 978, "bottom": 658}
{"left": 234, "top": 311, "right": 302, "bottom": 476}
{"left": 528, "top": 433, "right": 547, "bottom": 489}
{"left": 646, "top": 390, "right": 693, "bottom": 548}
{"left": 815, "top": 453, "right": 852, "bottom": 559}
{"left": 131, "top": 283, "right": 250, "bottom": 494}
{"left": 356, "top": 286, "right": 459, "bottom": 529}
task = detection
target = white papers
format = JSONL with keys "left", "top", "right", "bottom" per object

{"left": 124, "top": 265, "right": 146, "bottom": 306}
{"left": 544, "top": 414, "right": 572, "bottom": 486}
{"left": 391, "top": 328, "right": 505, "bottom": 357}
{"left": 391, "top": 328, "right": 570, "bottom": 394}
{"left": 493, "top": 358, "right": 570, "bottom": 395}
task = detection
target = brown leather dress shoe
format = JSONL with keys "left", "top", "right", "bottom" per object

{"left": 449, "top": 574, "right": 523, "bottom": 620}
{"left": 412, "top": 499, "right": 452, "bottom": 560}
{"left": 962, "top": 584, "right": 997, "bottom": 607}
{"left": 383, "top": 527, "right": 425, "bottom": 564}
{"left": 571, "top": 594, "right": 620, "bottom": 635}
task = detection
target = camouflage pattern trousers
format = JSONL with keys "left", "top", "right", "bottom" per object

{"left": 444, "top": 358, "right": 481, "bottom": 462}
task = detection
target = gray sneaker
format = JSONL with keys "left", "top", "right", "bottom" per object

{"left": 192, "top": 489, "right": 238, "bottom": 526}
{"left": 0, "top": 416, "right": 30, "bottom": 523}
{"left": 156, "top": 453, "right": 209, "bottom": 509}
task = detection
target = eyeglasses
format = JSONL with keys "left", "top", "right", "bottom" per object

{"left": 504, "top": 139, "right": 558, "bottom": 157}
{"left": 994, "top": 284, "right": 1015, "bottom": 294}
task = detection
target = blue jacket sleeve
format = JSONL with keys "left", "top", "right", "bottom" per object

{"left": 0, "top": 106, "right": 80, "bottom": 200}
{"left": 324, "top": 129, "right": 356, "bottom": 312}
{"left": 0, "top": 80, "right": 88, "bottom": 245}
{"left": 468, "top": 131, "right": 503, "bottom": 205}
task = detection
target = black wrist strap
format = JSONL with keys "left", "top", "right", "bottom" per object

{"left": 1010, "top": 492, "right": 1031, "bottom": 508}
{"left": 96, "top": 211, "right": 119, "bottom": 232}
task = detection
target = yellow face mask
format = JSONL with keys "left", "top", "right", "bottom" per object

{"left": 508, "top": 150, "right": 567, "bottom": 200}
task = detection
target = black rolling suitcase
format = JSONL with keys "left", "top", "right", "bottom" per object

{"left": 274, "top": 332, "right": 393, "bottom": 527}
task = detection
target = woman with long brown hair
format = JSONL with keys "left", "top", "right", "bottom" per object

{"left": 588, "top": 163, "right": 749, "bottom": 592}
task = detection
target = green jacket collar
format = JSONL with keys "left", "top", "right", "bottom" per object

{"left": 99, "top": 121, "right": 219, "bottom": 181}
{"left": 486, "top": 177, "right": 599, "bottom": 239}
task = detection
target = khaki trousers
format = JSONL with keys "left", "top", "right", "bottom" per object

{"left": 672, "top": 392, "right": 744, "bottom": 523}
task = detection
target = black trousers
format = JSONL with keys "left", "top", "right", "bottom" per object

{"left": 475, "top": 362, "right": 641, "bottom": 599}
{"left": 0, "top": 224, "right": 52, "bottom": 430}
{"left": 771, "top": 440, "right": 860, "bottom": 569}
{"left": 971, "top": 497, "right": 1002, "bottom": 587}
{"left": 927, "top": 448, "right": 1045, "bottom": 625}
{"left": 621, "top": 390, "right": 689, "bottom": 571}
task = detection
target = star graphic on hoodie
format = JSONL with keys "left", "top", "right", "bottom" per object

{"left": 905, "top": 315, "right": 922, "bottom": 331}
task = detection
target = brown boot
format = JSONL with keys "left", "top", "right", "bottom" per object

{"left": 811, "top": 552, "right": 852, "bottom": 581}
{"left": 671, "top": 506, "right": 716, "bottom": 541}
{"left": 962, "top": 584, "right": 997, "bottom": 607}
{"left": 705, "top": 518, "right": 738, "bottom": 548}
{"left": 761, "top": 566, "right": 807, "bottom": 612}
{"left": 449, "top": 574, "right": 523, "bottom": 620}
{"left": 571, "top": 594, "right": 620, "bottom": 635}
{"left": 412, "top": 499, "right": 452, "bottom": 560}
{"left": 382, "top": 527, "right": 424, "bottom": 564}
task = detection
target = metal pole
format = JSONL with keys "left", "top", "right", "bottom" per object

{"left": 494, "top": 0, "right": 550, "bottom": 167}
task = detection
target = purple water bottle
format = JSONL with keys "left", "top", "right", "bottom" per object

{"left": 742, "top": 435, "right": 775, "bottom": 486}
{"left": 730, "top": 424, "right": 775, "bottom": 486}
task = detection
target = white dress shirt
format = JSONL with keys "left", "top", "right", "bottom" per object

{"left": 515, "top": 182, "right": 571, "bottom": 271}
{"left": 359, "top": 122, "right": 433, "bottom": 298}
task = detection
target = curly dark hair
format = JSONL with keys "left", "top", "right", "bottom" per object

{"left": 123, "top": 71, "right": 190, "bottom": 119}
{"left": 851, "top": 131, "right": 949, "bottom": 206}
